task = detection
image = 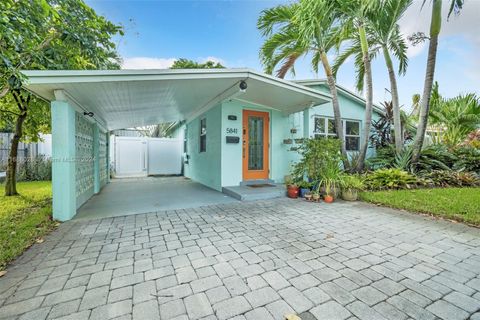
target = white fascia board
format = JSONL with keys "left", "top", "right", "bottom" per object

{"left": 21, "top": 69, "right": 252, "bottom": 85}
{"left": 22, "top": 69, "right": 331, "bottom": 103}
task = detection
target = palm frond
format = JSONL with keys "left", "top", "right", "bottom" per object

{"left": 276, "top": 53, "right": 300, "bottom": 78}
{"left": 448, "top": 0, "right": 464, "bottom": 19}
{"left": 257, "top": 4, "right": 296, "bottom": 36}
{"left": 332, "top": 40, "right": 360, "bottom": 78}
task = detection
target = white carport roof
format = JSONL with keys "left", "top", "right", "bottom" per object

{"left": 22, "top": 69, "right": 331, "bottom": 130}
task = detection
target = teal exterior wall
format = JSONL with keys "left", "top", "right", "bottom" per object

{"left": 184, "top": 86, "right": 382, "bottom": 189}
{"left": 184, "top": 100, "right": 301, "bottom": 189}
{"left": 219, "top": 100, "right": 294, "bottom": 186}
{"left": 302, "top": 83, "right": 382, "bottom": 158}
{"left": 184, "top": 104, "right": 222, "bottom": 191}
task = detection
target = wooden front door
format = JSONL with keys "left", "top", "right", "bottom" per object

{"left": 242, "top": 110, "right": 269, "bottom": 180}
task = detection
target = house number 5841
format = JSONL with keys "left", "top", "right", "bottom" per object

{"left": 226, "top": 128, "right": 238, "bottom": 134}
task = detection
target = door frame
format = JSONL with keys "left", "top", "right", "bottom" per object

{"left": 242, "top": 109, "right": 270, "bottom": 180}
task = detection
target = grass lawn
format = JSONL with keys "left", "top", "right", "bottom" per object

{"left": 0, "top": 181, "right": 55, "bottom": 270}
{"left": 360, "top": 187, "right": 480, "bottom": 226}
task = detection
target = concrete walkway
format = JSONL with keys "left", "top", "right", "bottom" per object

{"left": 1, "top": 199, "right": 479, "bottom": 320}
{"left": 75, "top": 177, "right": 237, "bottom": 220}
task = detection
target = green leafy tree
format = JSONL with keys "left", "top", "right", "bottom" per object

{"left": 0, "top": 0, "right": 123, "bottom": 196}
{"left": 333, "top": 0, "right": 411, "bottom": 153}
{"left": 411, "top": 0, "right": 464, "bottom": 163}
{"left": 257, "top": 0, "right": 348, "bottom": 159}
{"left": 171, "top": 58, "right": 225, "bottom": 69}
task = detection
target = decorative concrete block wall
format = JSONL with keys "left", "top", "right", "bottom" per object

{"left": 75, "top": 112, "right": 95, "bottom": 208}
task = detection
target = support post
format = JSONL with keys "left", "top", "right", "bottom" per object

{"left": 303, "top": 108, "right": 311, "bottom": 138}
{"left": 93, "top": 125, "right": 100, "bottom": 193}
{"left": 51, "top": 100, "right": 76, "bottom": 221}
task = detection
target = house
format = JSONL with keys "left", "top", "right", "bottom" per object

{"left": 23, "top": 69, "right": 383, "bottom": 221}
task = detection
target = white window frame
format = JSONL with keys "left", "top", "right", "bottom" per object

{"left": 313, "top": 116, "right": 361, "bottom": 151}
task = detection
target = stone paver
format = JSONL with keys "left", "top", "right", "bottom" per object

{"left": 0, "top": 199, "right": 479, "bottom": 320}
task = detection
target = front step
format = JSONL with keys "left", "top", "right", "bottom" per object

{"left": 222, "top": 183, "right": 286, "bottom": 201}
{"left": 239, "top": 179, "right": 275, "bottom": 187}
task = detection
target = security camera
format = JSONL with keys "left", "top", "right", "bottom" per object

{"left": 239, "top": 80, "right": 248, "bottom": 91}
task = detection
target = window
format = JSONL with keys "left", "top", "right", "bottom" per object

{"left": 314, "top": 117, "right": 336, "bottom": 139}
{"left": 313, "top": 117, "right": 360, "bottom": 151}
{"left": 345, "top": 120, "right": 360, "bottom": 151}
{"left": 199, "top": 118, "right": 206, "bottom": 152}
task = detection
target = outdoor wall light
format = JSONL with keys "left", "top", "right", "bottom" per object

{"left": 83, "top": 111, "right": 94, "bottom": 117}
{"left": 239, "top": 80, "right": 248, "bottom": 91}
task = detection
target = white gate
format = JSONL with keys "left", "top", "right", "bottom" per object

{"left": 114, "top": 137, "right": 182, "bottom": 177}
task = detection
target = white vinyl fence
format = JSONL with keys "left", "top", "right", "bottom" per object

{"left": 112, "top": 136, "right": 182, "bottom": 177}
{"left": 0, "top": 133, "right": 52, "bottom": 164}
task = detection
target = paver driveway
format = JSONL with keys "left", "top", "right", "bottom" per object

{"left": 1, "top": 199, "right": 479, "bottom": 320}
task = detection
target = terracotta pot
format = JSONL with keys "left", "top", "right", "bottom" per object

{"left": 324, "top": 195, "right": 334, "bottom": 203}
{"left": 287, "top": 185, "right": 299, "bottom": 198}
{"left": 342, "top": 189, "right": 358, "bottom": 201}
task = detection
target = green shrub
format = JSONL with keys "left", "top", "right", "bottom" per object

{"left": 16, "top": 156, "right": 52, "bottom": 181}
{"left": 366, "top": 146, "right": 395, "bottom": 170}
{"left": 416, "top": 144, "right": 456, "bottom": 172}
{"left": 418, "top": 170, "right": 480, "bottom": 187}
{"left": 340, "top": 174, "right": 365, "bottom": 191}
{"left": 453, "top": 146, "right": 480, "bottom": 173}
{"left": 292, "top": 138, "right": 343, "bottom": 182}
{"left": 365, "top": 168, "right": 418, "bottom": 190}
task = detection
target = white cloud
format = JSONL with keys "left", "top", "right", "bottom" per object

{"left": 122, "top": 57, "right": 177, "bottom": 69}
{"left": 399, "top": 0, "right": 480, "bottom": 57}
{"left": 198, "top": 56, "right": 227, "bottom": 66}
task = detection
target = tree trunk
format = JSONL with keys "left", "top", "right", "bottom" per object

{"left": 383, "top": 46, "right": 403, "bottom": 153}
{"left": 355, "top": 25, "right": 373, "bottom": 172}
{"left": 412, "top": 0, "right": 442, "bottom": 164}
{"left": 5, "top": 111, "right": 27, "bottom": 196}
{"left": 320, "top": 52, "right": 347, "bottom": 160}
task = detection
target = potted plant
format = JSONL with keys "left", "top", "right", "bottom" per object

{"left": 311, "top": 190, "right": 321, "bottom": 202}
{"left": 321, "top": 178, "right": 335, "bottom": 203}
{"left": 298, "top": 181, "right": 312, "bottom": 198}
{"left": 318, "top": 159, "right": 342, "bottom": 204}
{"left": 340, "top": 174, "right": 364, "bottom": 201}
{"left": 304, "top": 191, "right": 313, "bottom": 201}
{"left": 285, "top": 178, "right": 299, "bottom": 198}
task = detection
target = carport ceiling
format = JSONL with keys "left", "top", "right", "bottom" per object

{"left": 22, "top": 69, "right": 331, "bottom": 130}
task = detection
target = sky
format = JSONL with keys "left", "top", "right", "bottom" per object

{"left": 86, "top": 0, "right": 480, "bottom": 112}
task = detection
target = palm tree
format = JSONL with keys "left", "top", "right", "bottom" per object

{"left": 257, "top": 0, "right": 348, "bottom": 159}
{"left": 333, "top": 0, "right": 411, "bottom": 154}
{"left": 411, "top": 0, "right": 464, "bottom": 163}
{"left": 333, "top": 0, "right": 380, "bottom": 171}
{"left": 428, "top": 83, "right": 480, "bottom": 146}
